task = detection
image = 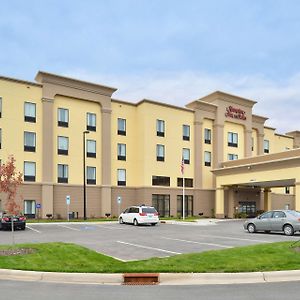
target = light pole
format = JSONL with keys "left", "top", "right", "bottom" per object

{"left": 83, "top": 130, "right": 90, "bottom": 220}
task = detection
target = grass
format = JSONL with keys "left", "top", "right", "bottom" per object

{"left": 0, "top": 241, "right": 300, "bottom": 273}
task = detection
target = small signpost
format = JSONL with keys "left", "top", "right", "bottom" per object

{"left": 36, "top": 203, "right": 41, "bottom": 220}
{"left": 117, "top": 196, "right": 122, "bottom": 217}
{"left": 66, "top": 195, "right": 71, "bottom": 221}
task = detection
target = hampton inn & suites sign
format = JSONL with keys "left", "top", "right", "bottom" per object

{"left": 225, "top": 106, "right": 246, "bottom": 120}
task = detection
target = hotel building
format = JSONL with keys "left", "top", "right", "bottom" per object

{"left": 0, "top": 71, "right": 299, "bottom": 219}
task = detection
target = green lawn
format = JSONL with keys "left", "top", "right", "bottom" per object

{"left": 0, "top": 241, "right": 300, "bottom": 273}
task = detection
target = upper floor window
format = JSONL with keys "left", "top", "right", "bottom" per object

{"left": 87, "top": 113, "right": 96, "bottom": 131}
{"left": 0, "top": 128, "right": 2, "bottom": 149}
{"left": 118, "top": 118, "right": 126, "bottom": 136}
{"left": 117, "top": 143, "right": 126, "bottom": 161}
{"left": 182, "top": 148, "right": 190, "bottom": 164}
{"left": 264, "top": 139, "right": 270, "bottom": 153}
{"left": 251, "top": 137, "right": 254, "bottom": 151}
{"left": 156, "top": 119, "right": 165, "bottom": 137}
{"left": 183, "top": 125, "right": 190, "bottom": 141}
{"left": 58, "top": 164, "right": 68, "bottom": 183}
{"left": 228, "top": 153, "right": 238, "bottom": 161}
{"left": 156, "top": 144, "right": 165, "bottom": 162}
{"left": 87, "top": 166, "right": 96, "bottom": 184}
{"left": 204, "top": 128, "right": 211, "bottom": 144}
{"left": 87, "top": 139, "right": 96, "bottom": 158}
{"left": 58, "top": 136, "right": 69, "bottom": 155}
{"left": 24, "top": 161, "right": 36, "bottom": 182}
{"left": 285, "top": 187, "right": 290, "bottom": 194}
{"left": 58, "top": 108, "right": 69, "bottom": 127}
{"left": 24, "top": 131, "right": 36, "bottom": 152}
{"left": 0, "top": 97, "right": 2, "bottom": 118}
{"left": 228, "top": 132, "right": 238, "bottom": 147}
{"left": 204, "top": 151, "right": 211, "bottom": 167}
{"left": 177, "top": 178, "right": 193, "bottom": 188}
{"left": 117, "top": 169, "right": 126, "bottom": 186}
{"left": 152, "top": 176, "right": 170, "bottom": 186}
{"left": 24, "top": 102, "right": 36, "bottom": 123}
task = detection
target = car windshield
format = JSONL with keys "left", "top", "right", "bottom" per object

{"left": 288, "top": 210, "right": 300, "bottom": 217}
{"left": 142, "top": 207, "right": 157, "bottom": 213}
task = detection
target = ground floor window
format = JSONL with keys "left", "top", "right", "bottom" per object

{"left": 24, "top": 200, "right": 36, "bottom": 218}
{"left": 152, "top": 194, "right": 170, "bottom": 217}
{"left": 177, "top": 195, "right": 193, "bottom": 217}
{"left": 238, "top": 201, "right": 256, "bottom": 216}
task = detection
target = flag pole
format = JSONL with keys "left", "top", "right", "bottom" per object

{"left": 182, "top": 170, "right": 185, "bottom": 220}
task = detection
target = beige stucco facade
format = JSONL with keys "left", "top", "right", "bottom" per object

{"left": 0, "top": 72, "right": 298, "bottom": 219}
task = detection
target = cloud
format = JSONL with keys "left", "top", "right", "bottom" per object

{"left": 64, "top": 69, "right": 300, "bottom": 134}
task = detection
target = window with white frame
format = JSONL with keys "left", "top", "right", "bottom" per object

{"left": 156, "top": 144, "right": 165, "bottom": 161}
{"left": 228, "top": 132, "right": 238, "bottom": 147}
{"left": 264, "top": 139, "right": 270, "bottom": 153}
{"left": 117, "top": 169, "right": 126, "bottom": 186}
{"left": 228, "top": 153, "right": 238, "bottom": 161}
{"left": 204, "top": 151, "right": 211, "bottom": 167}
{"left": 156, "top": 119, "right": 165, "bottom": 137}
{"left": 87, "top": 139, "right": 96, "bottom": 158}
{"left": 24, "top": 102, "right": 36, "bottom": 122}
{"left": 24, "top": 131, "right": 36, "bottom": 152}
{"left": 58, "top": 164, "right": 68, "bottom": 183}
{"left": 24, "top": 161, "right": 36, "bottom": 182}
{"left": 204, "top": 128, "right": 211, "bottom": 144}
{"left": 58, "top": 136, "right": 69, "bottom": 155}
{"left": 87, "top": 166, "right": 96, "bottom": 184}
{"left": 58, "top": 108, "right": 69, "bottom": 127}
{"left": 118, "top": 118, "right": 126, "bottom": 136}
{"left": 87, "top": 113, "right": 96, "bottom": 131}
{"left": 117, "top": 143, "right": 126, "bottom": 160}
{"left": 183, "top": 148, "right": 190, "bottom": 164}
{"left": 24, "top": 200, "right": 36, "bottom": 217}
{"left": 183, "top": 125, "right": 190, "bottom": 141}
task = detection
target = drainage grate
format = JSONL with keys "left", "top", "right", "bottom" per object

{"left": 123, "top": 273, "right": 159, "bottom": 285}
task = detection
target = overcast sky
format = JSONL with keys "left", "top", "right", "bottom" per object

{"left": 1, "top": 0, "right": 300, "bottom": 133}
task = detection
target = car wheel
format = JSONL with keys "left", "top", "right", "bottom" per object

{"left": 283, "top": 224, "right": 294, "bottom": 236}
{"left": 264, "top": 230, "right": 271, "bottom": 233}
{"left": 119, "top": 217, "right": 124, "bottom": 224}
{"left": 247, "top": 223, "right": 256, "bottom": 233}
{"left": 151, "top": 223, "right": 157, "bottom": 226}
{"left": 21, "top": 225, "right": 26, "bottom": 230}
{"left": 133, "top": 219, "right": 139, "bottom": 226}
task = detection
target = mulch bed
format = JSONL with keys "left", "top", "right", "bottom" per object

{"left": 0, "top": 248, "right": 36, "bottom": 256}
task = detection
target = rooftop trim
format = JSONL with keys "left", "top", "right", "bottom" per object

{"left": 0, "top": 75, "right": 42, "bottom": 87}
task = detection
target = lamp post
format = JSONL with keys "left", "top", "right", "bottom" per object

{"left": 83, "top": 130, "right": 90, "bottom": 220}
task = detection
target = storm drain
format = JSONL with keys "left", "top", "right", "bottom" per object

{"left": 123, "top": 273, "right": 159, "bottom": 285}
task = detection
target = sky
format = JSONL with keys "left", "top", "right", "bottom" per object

{"left": 1, "top": 0, "right": 300, "bottom": 133}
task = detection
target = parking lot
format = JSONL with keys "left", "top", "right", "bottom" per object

{"left": 1, "top": 220, "right": 299, "bottom": 261}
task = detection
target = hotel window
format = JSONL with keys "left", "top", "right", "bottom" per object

{"left": 24, "top": 102, "right": 36, "bottom": 123}
{"left": 152, "top": 176, "right": 170, "bottom": 186}
{"left": 87, "top": 139, "right": 96, "bottom": 158}
{"left": 0, "top": 97, "right": 2, "bottom": 118}
{"left": 0, "top": 128, "right": 2, "bottom": 149}
{"left": 24, "top": 161, "right": 36, "bottom": 182}
{"left": 87, "top": 113, "right": 96, "bottom": 131}
{"left": 58, "top": 136, "right": 69, "bottom": 155}
{"left": 58, "top": 164, "right": 68, "bottom": 183}
{"left": 177, "top": 195, "right": 193, "bottom": 217}
{"left": 182, "top": 148, "right": 190, "bottom": 164}
{"left": 24, "top": 131, "right": 36, "bottom": 152}
{"left": 177, "top": 178, "right": 193, "bottom": 188}
{"left": 264, "top": 140, "right": 270, "bottom": 153}
{"left": 118, "top": 118, "right": 126, "bottom": 136}
{"left": 58, "top": 108, "right": 69, "bottom": 127}
{"left": 156, "top": 144, "right": 165, "bottom": 161}
{"left": 228, "top": 154, "right": 238, "bottom": 161}
{"left": 285, "top": 187, "right": 290, "bottom": 194}
{"left": 204, "top": 128, "right": 211, "bottom": 144}
{"left": 152, "top": 194, "right": 170, "bottom": 217}
{"left": 156, "top": 119, "right": 165, "bottom": 137}
{"left": 87, "top": 166, "right": 96, "bottom": 184}
{"left": 117, "top": 143, "right": 126, "bottom": 160}
{"left": 183, "top": 125, "right": 190, "bottom": 141}
{"left": 228, "top": 132, "right": 238, "bottom": 147}
{"left": 204, "top": 151, "right": 211, "bottom": 167}
{"left": 24, "top": 200, "right": 36, "bottom": 218}
{"left": 117, "top": 169, "right": 126, "bottom": 186}
{"left": 251, "top": 137, "right": 254, "bottom": 151}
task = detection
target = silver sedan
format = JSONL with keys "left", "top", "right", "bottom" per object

{"left": 244, "top": 210, "right": 300, "bottom": 236}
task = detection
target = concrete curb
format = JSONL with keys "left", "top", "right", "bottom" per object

{"left": 0, "top": 269, "right": 300, "bottom": 285}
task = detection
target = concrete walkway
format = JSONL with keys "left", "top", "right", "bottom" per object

{"left": 0, "top": 269, "right": 300, "bottom": 285}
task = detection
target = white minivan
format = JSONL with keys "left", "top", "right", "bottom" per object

{"left": 119, "top": 205, "right": 159, "bottom": 226}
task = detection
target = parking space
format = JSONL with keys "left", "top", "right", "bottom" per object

{"left": 1, "top": 220, "right": 299, "bottom": 261}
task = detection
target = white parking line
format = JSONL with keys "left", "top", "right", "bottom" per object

{"left": 161, "top": 237, "right": 232, "bottom": 248}
{"left": 194, "top": 234, "right": 272, "bottom": 243}
{"left": 57, "top": 225, "right": 81, "bottom": 231}
{"left": 96, "top": 225, "right": 127, "bottom": 230}
{"left": 116, "top": 241, "right": 182, "bottom": 255}
{"left": 26, "top": 225, "right": 41, "bottom": 233}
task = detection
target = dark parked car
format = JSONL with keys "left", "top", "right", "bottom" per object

{"left": 244, "top": 210, "right": 300, "bottom": 236}
{"left": 0, "top": 214, "right": 26, "bottom": 230}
